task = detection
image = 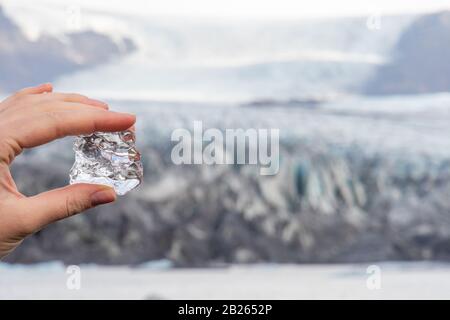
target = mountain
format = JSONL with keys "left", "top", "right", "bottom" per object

{"left": 365, "top": 11, "right": 450, "bottom": 95}
{"left": 0, "top": 5, "right": 135, "bottom": 93}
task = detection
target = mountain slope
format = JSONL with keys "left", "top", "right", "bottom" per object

{"left": 0, "top": 5, "right": 135, "bottom": 93}
{"left": 365, "top": 11, "right": 450, "bottom": 95}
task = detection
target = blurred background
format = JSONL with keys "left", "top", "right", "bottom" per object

{"left": 1, "top": 0, "right": 450, "bottom": 299}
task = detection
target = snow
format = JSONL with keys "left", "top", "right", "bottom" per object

{"left": 1, "top": 262, "right": 449, "bottom": 299}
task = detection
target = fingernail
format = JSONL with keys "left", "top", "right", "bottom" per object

{"left": 91, "top": 188, "right": 116, "bottom": 206}
{"left": 116, "top": 112, "right": 136, "bottom": 121}
{"left": 120, "top": 112, "right": 135, "bottom": 117}
{"left": 88, "top": 98, "right": 108, "bottom": 108}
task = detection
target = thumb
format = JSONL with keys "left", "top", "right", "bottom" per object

{"left": 18, "top": 184, "right": 116, "bottom": 234}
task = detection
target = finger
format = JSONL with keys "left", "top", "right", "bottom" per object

{"left": 33, "top": 101, "right": 111, "bottom": 113}
{"left": 45, "top": 93, "right": 108, "bottom": 109}
{"left": 11, "top": 110, "right": 136, "bottom": 149}
{"left": 16, "top": 184, "right": 116, "bottom": 234}
{"left": 14, "top": 83, "right": 53, "bottom": 96}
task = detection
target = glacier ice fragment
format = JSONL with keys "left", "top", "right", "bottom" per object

{"left": 69, "top": 131, "right": 143, "bottom": 195}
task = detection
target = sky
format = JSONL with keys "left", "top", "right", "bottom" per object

{"left": 2, "top": 0, "right": 450, "bottom": 19}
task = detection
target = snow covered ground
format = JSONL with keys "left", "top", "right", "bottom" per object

{"left": 1, "top": 262, "right": 450, "bottom": 299}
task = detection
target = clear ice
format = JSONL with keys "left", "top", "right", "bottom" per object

{"left": 69, "top": 131, "right": 143, "bottom": 195}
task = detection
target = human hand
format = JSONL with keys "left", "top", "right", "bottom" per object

{"left": 0, "top": 83, "right": 136, "bottom": 259}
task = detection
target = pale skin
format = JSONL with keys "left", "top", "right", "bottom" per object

{"left": 0, "top": 83, "right": 136, "bottom": 259}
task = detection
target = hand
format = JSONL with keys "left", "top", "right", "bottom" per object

{"left": 0, "top": 83, "right": 136, "bottom": 259}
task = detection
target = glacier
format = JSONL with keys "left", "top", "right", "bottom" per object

{"left": 6, "top": 93, "right": 450, "bottom": 266}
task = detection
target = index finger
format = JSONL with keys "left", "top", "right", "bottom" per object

{"left": 9, "top": 109, "right": 136, "bottom": 150}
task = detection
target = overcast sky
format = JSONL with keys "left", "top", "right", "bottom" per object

{"left": 3, "top": 0, "right": 450, "bottom": 19}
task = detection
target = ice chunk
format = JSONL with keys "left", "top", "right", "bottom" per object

{"left": 69, "top": 131, "right": 143, "bottom": 195}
